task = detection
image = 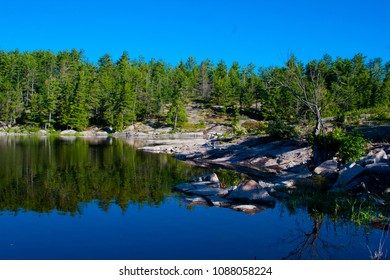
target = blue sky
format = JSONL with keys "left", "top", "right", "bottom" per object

{"left": 1, "top": 0, "right": 389, "bottom": 67}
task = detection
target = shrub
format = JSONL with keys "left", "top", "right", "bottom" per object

{"left": 326, "top": 127, "right": 367, "bottom": 163}
{"left": 232, "top": 124, "right": 247, "bottom": 136}
{"left": 267, "top": 119, "right": 299, "bottom": 140}
{"left": 241, "top": 120, "right": 260, "bottom": 133}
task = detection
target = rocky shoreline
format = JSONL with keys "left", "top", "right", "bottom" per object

{"left": 168, "top": 134, "right": 390, "bottom": 215}
{"left": 2, "top": 125, "right": 390, "bottom": 207}
{"left": 174, "top": 173, "right": 276, "bottom": 214}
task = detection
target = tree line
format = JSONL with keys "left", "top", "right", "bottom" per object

{"left": 0, "top": 49, "right": 389, "bottom": 131}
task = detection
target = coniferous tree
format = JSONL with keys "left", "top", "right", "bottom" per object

{"left": 198, "top": 59, "right": 213, "bottom": 99}
{"left": 166, "top": 61, "right": 188, "bottom": 130}
{"left": 212, "top": 60, "right": 231, "bottom": 106}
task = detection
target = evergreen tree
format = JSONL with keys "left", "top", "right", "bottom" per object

{"left": 166, "top": 61, "right": 188, "bottom": 130}
{"left": 113, "top": 52, "right": 137, "bottom": 131}
{"left": 198, "top": 59, "right": 213, "bottom": 99}
{"left": 97, "top": 53, "right": 118, "bottom": 127}
{"left": 228, "top": 61, "right": 241, "bottom": 108}
{"left": 212, "top": 60, "right": 231, "bottom": 106}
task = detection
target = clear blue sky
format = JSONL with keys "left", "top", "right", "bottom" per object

{"left": 1, "top": 0, "right": 389, "bottom": 67}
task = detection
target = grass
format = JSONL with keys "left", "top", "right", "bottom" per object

{"left": 282, "top": 184, "right": 389, "bottom": 228}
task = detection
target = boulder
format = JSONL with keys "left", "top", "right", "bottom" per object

{"left": 60, "top": 129, "right": 77, "bottom": 135}
{"left": 343, "top": 176, "right": 371, "bottom": 192}
{"left": 226, "top": 180, "right": 274, "bottom": 203}
{"left": 238, "top": 179, "right": 261, "bottom": 191}
{"left": 127, "top": 125, "right": 135, "bottom": 131}
{"left": 258, "top": 181, "right": 275, "bottom": 193}
{"left": 96, "top": 131, "right": 108, "bottom": 136}
{"left": 272, "top": 168, "right": 312, "bottom": 189}
{"left": 189, "top": 173, "right": 219, "bottom": 183}
{"left": 333, "top": 164, "right": 364, "bottom": 189}
{"left": 358, "top": 149, "right": 388, "bottom": 167}
{"left": 314, "top": 160, "right": 338, "bottom": 177}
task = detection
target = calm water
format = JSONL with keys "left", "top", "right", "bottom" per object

{"left": 0, "top": 136, "right": 388, "bottom": 260}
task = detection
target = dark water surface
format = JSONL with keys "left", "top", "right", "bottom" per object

{"left": 0, "top": 136, "right": 388, "bottom": 260}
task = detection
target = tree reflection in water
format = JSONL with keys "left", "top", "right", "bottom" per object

{"left": 283, "top": 213, "right": 327, "bottom": 259}
{"left": 0, "top": 136, "right": 245, "bottom": 216}
{"left": 0, "top": 137, "right": 205, "bottom": 214}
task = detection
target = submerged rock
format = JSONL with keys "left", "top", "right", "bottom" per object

{"left": 231, "top": 204, "right": 267, "bottom": 215}
{"left": 185, "top": 196, "right": 208, "bottom": 205}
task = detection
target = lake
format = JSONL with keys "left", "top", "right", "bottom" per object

{"left": 0, "top": 136, "right": 388, "bottom": 260}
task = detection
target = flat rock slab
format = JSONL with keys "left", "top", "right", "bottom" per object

{"left": 190, "top": 181, "right": 221, "bottom": 189}
{"left": 174, "top": 183, "right": 195, "bottom": 192}
{"left": 205, "top": 196, "right": 232, "bottom": 207}
{"left": 226, "top": 187, "right": 274, "bottom": 202}
{"left": 364, "top": 163, "right": 390, "bottom": 175}
{"left": 186, "top": 187, "right": 229, "bottom": 197}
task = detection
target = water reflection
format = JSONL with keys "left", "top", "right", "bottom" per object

{"left": 0, "top": 136, "right": 210, "bottom": 214}
{"left": 0, "top": 136, "right": 388, "bottom": 259}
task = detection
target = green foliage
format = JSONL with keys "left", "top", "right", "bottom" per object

{"left": 283, "top": 186, "right": 388, "bottom": 228}
{"left": 232, "top": 124, "right": 247, "bottom": 136}
{"left": 181, "top": 120, "right": 206, "bottom": 131}
{"left": 266, "top": 119, "right": 299, "bottom": 140}
{"left": 166, "top": 102, "right": 188, "bottom": 129}
{"left": 241, "top": 120, "right": 260, "bottom": 133}
{"left": 0, "top": 50, "right": 389, "bottom": 134}
{"left": 325, "top": 127, "right": 368, "bottom": 163}
{"left": 0, "top": 137, "right": 218, "bottom": 214}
